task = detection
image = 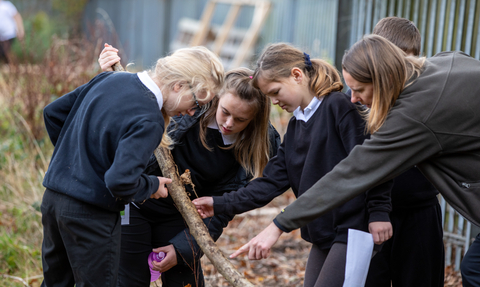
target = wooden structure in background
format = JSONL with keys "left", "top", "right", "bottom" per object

{"left": 170, "top": 0, "right": 271, "bottom": 69}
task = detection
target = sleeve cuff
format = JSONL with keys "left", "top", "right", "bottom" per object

{"left": 273, "top": 218, "right": 291, "bottom": 233}
{"left": 212, "top": 195, "right": 227, "bottom": 214}
{"left": 134, "top": 175, "right": 159, "bottom": 204}
{"left": 368, "top": 211, "right": 390, "bottom": 223}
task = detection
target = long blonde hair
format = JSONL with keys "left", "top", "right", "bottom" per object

{"left": 199, "top": 68, "right": 271, "bottom": 179}
{"left": 151, "top": 46, "right": 224, "bottom": 147}
{"left": 252, "top": 43, "right": 344, "bottom": 99}
{"left": 342, "top": 35, "right": 425, "bottom": 133}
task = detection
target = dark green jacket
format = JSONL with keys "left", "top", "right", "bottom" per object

{"left": 275, "top": 51, "right": 480, "bottom": 231}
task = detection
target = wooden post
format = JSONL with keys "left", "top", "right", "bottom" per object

{"left": 112, "top": 64, "right": 254, "bottom": 287}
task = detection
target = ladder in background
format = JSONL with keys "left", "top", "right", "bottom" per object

{"left": 170, "top": 0, "right": 271, "bottom": 69}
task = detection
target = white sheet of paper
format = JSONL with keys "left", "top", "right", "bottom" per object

{"left": 343, "top": 229, "right": 374, "bottom": 287}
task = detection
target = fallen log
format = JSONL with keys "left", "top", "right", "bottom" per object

{"left": 112, "top": 63, "right": 254, "bottom": 286}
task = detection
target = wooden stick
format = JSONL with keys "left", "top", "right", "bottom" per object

{"left": 112, "top": 62, "right": 124, "bottom": 71}
{"left": 112, "top": 63, "right": 254, "bottom": 287}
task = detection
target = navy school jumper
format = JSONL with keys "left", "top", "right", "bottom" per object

{"left": 43, "top": 71, "right": 165, "bottom": 211}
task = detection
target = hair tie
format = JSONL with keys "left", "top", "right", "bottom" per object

{"left": 249, "top": 76, "right": 253, "bottom": 79}
{"left": 304, "top": 52, "right": 313, "bottom": 72}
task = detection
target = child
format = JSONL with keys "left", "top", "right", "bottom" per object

{"left": 193, "top": 43, "right": 393, "bottom": 287}
{"left": 238, "top": 35, "right": 480, "bottom": 287}
{"left": 363, "top": 17, "right": 444, "bottom": 287}
{"left": 99, "top": 47, "right": 280, "bottom": 287}
{"left": 41, "top": 46, "right": 224, "bottom": 287}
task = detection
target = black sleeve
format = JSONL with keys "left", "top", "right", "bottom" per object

{"left": 365, "top": 180, "right": 393, "bottom": 223}
{"left": 104, "top": 119, "right": 164, "bottom": 202}
{"left": 43, "top": 86, "right": 83, "bottom": 146}
{"left": 213, "top": 139, "right": 291, "bottom": 216}
{"left": 43, "top": 72, "right": 112, "bottom": 146}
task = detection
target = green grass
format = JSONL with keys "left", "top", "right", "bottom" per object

{"left": 0, "top": 101, "right": 48, "bottom": 287}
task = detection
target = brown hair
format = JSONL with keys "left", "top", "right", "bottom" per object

{"left": 199, "top": 68, "right": 271, "bottom": 179}
{"left": 150, "top": 46, "right": 224, "bottom": 147}
{"left": 373, "top": 17, "right": 421, "bottom": 56}
{"left": 252, "top": 43, "right": 343, "bottom": 98}
{"left": 342, "top": 35, "right": 425, "bottom": 133}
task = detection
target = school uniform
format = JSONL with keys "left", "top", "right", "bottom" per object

{"left": 117, "top": 111, "right": 281, "bottom": 287}
{"left": 42, "top": 71, "right": 165, "bottom": 287}
{"left": 273, "top": 51, "right": 480, "bottom": 286}
{"left": 213, "top": 92, "right": 392, "bottom": 285}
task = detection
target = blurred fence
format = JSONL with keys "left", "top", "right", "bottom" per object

{"left": 82, "top": 0, "right": 339, "bottom": 69}
{"left": 15, "top": 0, "right": 480, "bottom": 69}
{"left": 343, "top": 0, "right": 480, "bottom": 59}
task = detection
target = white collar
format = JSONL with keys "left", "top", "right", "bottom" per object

{"left": 207, "top": 117, "right": 237, "bottom": 145}
{"left": 293, "top": 96, "right": 323, "bottom": 122}
{"left": 137, "top": 71, "right": 163, "bottom": 110}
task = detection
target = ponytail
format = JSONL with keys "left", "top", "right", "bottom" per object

{"left": 252, "top": 43, "right": 343, "bottom": 99}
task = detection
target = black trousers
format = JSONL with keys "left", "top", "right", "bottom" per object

{"left": 461, "top": 233, "right": 480, "bottom": 287}
{"left": 0, "top": 38, "right": 14, "bottom": 63}
{"left": 365, "top": 202, "right": 444, "bottom": 287}
{"left": 40, "top": 189, "right": 121, "bottom": 287}
{"left": 117, "top": 204, "right": 204, "bottom": 287}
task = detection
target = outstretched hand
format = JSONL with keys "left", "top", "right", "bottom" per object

{"left": 98, "top": 43, "right": 120, "bottom": 71}
{"left": 230, "top": 222, "right": 283, "bottom": 260}
{"left": 192, "top": 197, "right": 214, "bottom": 218}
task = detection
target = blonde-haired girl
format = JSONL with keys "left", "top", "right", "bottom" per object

{"left": 98, "top": 47, "right": 280, "bottom": 286}
{"left": 41, "top": 45, "right": 223, "bottom": 287}
{"left": 193, "top": 42, "right": 392, "bottom": 287}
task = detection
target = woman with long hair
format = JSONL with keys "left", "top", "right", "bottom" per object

{"left": 219, "top": 35, "right": 480, "bottom": 286}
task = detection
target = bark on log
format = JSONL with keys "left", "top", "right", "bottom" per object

{"left": 111, "top": 63, "right": 254, "bottom": 286}
{"left": 112, "top": 62, "right": 124, "bottom": 71}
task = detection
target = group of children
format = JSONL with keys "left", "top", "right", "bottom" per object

{"left": 41, "top": 16, "right": 479, "bottom": 287}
